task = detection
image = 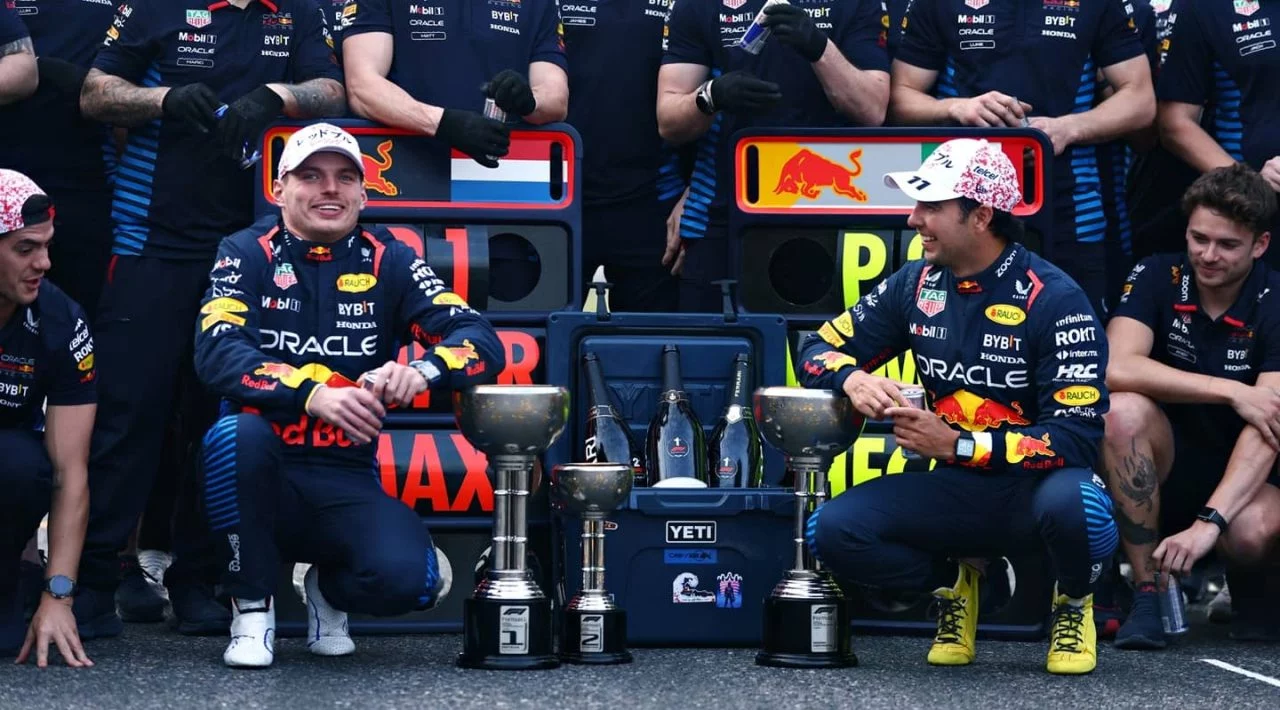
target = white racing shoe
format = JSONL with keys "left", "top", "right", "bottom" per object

{"left": 304, "top": 567, "right": 355, "bottom": 657}
{"left": 223, "top": 599, "right": 275, "bottom": 668}
{"left": 428, "top": 545, "right": 453, "bottom": 610}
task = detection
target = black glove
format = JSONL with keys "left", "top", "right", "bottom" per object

{"left": 761, "top": 3, "right": 829, "bottom": 62}
{"left": 436, "top": 108, "right": 511, "bottom": 169}
{"left": 212, "top": 85, "right": 284, "bottom": 163}
{"left": 485, "top": 69, "right": 537, "bottom": 117}
{"left": 709, "top": 70, "right": 782, "bottom": 115}
{"left": 160, "top": 82, "right": 221, "bottom": 134}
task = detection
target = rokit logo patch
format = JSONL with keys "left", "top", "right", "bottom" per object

{"left": 666, "top": 521, "right": 716, "bottom": 544}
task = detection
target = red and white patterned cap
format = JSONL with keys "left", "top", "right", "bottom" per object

{"left": 883, "top": 138, "right": 1022, "bottom": 212}
{"left": 0, "top": 169, "right": 53, "bottom": 236}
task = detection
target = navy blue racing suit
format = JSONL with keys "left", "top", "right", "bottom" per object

{"left": 798, "top": 243, "right": 1118, "bottom": 597}
{"left": 193, "top": 216, "right": 504, "bottom": 611}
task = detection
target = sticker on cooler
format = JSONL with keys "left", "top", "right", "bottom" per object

{"left": 810, "top": 604, "right": 837, "bottom": 652}
{"left": 498, "top": 605, "right": 530, "bottom": 654}
{"left": 665, "top": 521, "right": 716, "bottom": 544}
{"left": 673, "top": 572, "right": 717, "bottom": 603}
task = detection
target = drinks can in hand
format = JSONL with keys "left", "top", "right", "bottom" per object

{"left": 482, "top": 97, "right": 506, "bottom": 164}
{"left": 214, "top": 104, "right": 262, "bottom": 170}
{"left": 738, "top": 0, "right": 789, "bottom": 55}
{"left": 899, "top": 385, "right": 927, "bottom": 460}
{"left": 1157, "top": 572, "right": 1189, "bottom": 636}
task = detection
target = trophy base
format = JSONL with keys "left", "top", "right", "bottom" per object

{"left": 756, "top": 593, "right": 857, "bottom": 669}
{"left": 561, "top": 607, "right": 632, "bottom": 665}
{"left": 457, "top": 596, "right": 560, "bottom": 670}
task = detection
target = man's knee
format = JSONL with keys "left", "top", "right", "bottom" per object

{"left": 1103, "top": 392, "right": 1160, "bottom": 446}
{"left": 349, "top": 544, "right": 438, "bottom": 616}
{"left": 808, "top": 489, "right": 882, "bottom": 579}
{"left": 1035, "top": 469, "right": 1119, "bottom": 562}
{"left": 1222, "top": 494, "right": 1280, "bottom": 564}
{"left": 0, "top": 431, "right": 50, "bottom": 492}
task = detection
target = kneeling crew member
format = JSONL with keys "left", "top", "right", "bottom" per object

{"left": 1103, "top": 164, "right": 1280, "bottom": 647}
{"left": 800, "top": 139, "right": 1118, "bottom": 675}
{"left": 192, "top": 123, "right": 505, "bottom": 668}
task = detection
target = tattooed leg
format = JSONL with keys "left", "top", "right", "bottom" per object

{"left": 1101, "top": 393, "right": 1174, "bottom": 584}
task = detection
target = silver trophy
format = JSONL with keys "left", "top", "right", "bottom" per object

{"left": 753, "top": 386, "right": 861, "bottom": 668}
{"left": 550, "top": 462, "right": 634, "bottom": 665}
{"left": 455, "top": 385, "right": 569, "bottom": 670}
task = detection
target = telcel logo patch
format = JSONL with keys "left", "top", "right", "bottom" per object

{"left": 666, "top": 521, "right": 716, "bottom": 544}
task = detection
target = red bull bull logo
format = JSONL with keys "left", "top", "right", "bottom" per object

{"left": 773, "top": 149, "right": 868, "bottom": 203}
{"left": 362, "top": 140, "right": 399, "bottom": 197}
{"left": 433, "top": 340, "right": 479, "bottom": 371}
{"left": 253, "top": 362, "right": 358, "bottom": 389}
{"left": 932, "top": 389, "right": 1030, "bottom": 432}
{"left": 811, "top": 351, "right": 857, "bottom": 372}
{"left": 1004, "top": 432, "right": 1055, "bottom": 464}
{"left": 306, "top": 245, "right": 333, "bottom": 262}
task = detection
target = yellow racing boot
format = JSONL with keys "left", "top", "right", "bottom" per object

{"left": 1046, "top": 585, "right": 1096, "bottom": 675}
{"left": 927, "top": 563, "right": 980, "bottom": 666}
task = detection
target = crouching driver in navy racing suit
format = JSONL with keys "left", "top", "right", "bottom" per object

{"left": 192, "top": 123, "right": 505, "bottom": 668}
{"left": 799, "top": 139, "right": 1119, "bottom": 675}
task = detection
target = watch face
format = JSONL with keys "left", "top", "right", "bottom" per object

{"left": 47, "top": 576, "right": 74, "bottom": 597}
{"left": 957, "top": 439, "right": 975, "bottom": 457}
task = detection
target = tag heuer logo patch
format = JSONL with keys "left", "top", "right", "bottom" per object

{"left": 186, "top": 9, "right": 212, "bottom": 28}
{"left": 722, "top": 0, "right": 747, "bottom": 8}
{"left": 273, "top": 263, "right": 297, "bottom": 290}
{"left": 964, "top": 0, "right": 989, "bottom": 9}
{"left": 916, "top": 288, "right": 947, "bottom": 317}
{"left": 1234, "top": 0, "right": 1260, "bottom": 16}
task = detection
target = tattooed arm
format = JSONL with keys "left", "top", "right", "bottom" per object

{"left": 79, "top": 68, "right": 169, "bottom": 127}
{"left": 266, "top": 78, "right": 346, "bottom": 118}
{"left": 0, "top": 37, "right": 38, "bottom": 105}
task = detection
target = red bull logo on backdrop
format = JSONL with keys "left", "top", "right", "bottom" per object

{"left": 773, "top": 149, "right": 868, "bottom": 203}
{"left": 362, "top": 140, "right": 399, "bottom": 196}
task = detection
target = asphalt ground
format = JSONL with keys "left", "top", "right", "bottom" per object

{"left": 1, "top": 611, "right": 1277, "bottom": 710}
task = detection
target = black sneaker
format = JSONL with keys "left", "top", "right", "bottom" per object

{"left": 73, "top": 587, "right": 124, "bottom": 641}
{"left": 167, "top": 580, "right": 230, "bottom": 636}
{"left": 1113, "top": 585, "right": 1166, "bottom": 650}
{"left": 115, "top": 556, "right": 167, "bottom": 623}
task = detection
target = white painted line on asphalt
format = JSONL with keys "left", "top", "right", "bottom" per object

{"left": 1199, "top": 659, "right": 1280, "bottom": 689}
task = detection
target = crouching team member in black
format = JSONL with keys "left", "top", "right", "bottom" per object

{"left": 799, "top": 139, "right": 1118, "bottom": 675}
{"left": 0, "top": 170, "right": 96, "bottom": 668}
{"left": 192, "top": 124, "right": 504, "bottom": 668}
{"left": 1102, "top": 164, "right": 1280, "bottom": 647}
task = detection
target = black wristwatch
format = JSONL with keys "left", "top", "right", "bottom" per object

{"left": 695, "top": 80, "right": 716, "bottom": 115}
{"left": 1196, "top": 506, "right": 1229, "bottom": 534}
{"left": 954, "top": 433, "right": 976, "bottom": 462}
{"left": 44, "top": 575, "right": 77, "bottom": 600}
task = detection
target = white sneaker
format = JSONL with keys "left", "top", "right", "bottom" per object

{"left": 137, "top": 549, "right": 172, "bottom": 602}
{"left": 223, "top": 598, "right": 275, "bottom": 668}
{"left": 1207, "top": 583, "right": 1233, "bottom": 624}
{"left": 429, "top": 545, "right": 453, "bottom": 610}
{"left": 305, "top": 567, "right": 355, "bottom": 657}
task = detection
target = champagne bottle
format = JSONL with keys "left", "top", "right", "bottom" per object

{"left": 582, "top": 352, "right": 644, "bottom": 487}
{"left": 707, "top": 353, "right": 764, "bottom": 488}
{"left": 645, "top": 345, "right": 707, "bottom": 487}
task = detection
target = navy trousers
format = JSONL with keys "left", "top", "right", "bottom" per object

{"left": 199, "top": 413, "right": 444, "bottom": 615}
{"left": 808, "top": 466, "right": 1118, "bottom": 598}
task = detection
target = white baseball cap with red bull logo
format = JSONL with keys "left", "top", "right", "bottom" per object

{"left": 277, "top": 122, "right": 365, "bottom": 180}
{"left": 882, "top": 138, "right": 1022, "bottom": 212}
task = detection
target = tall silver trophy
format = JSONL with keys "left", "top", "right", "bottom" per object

{"left": 753, "top": 387, "right": 862, "bottom": 668}
{"left": 456, "top": 385, "right": 570, "bottom": 670}
{"left": 550, "top": 463, "right": 634, "bottom": 665}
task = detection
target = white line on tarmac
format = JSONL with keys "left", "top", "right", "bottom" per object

{"left": 1199, "top": 659, "right": 1280, "bottom": 689}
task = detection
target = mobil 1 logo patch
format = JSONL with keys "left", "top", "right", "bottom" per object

{"left": 666, "top": 521, "right": 716, "bottom": 544}
{"left": 499, "top": 605, "right": 530, "bottom": 654}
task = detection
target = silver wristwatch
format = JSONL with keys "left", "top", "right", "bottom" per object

{"left": 409, "top": 359, "right": 442, "bottom": 388}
